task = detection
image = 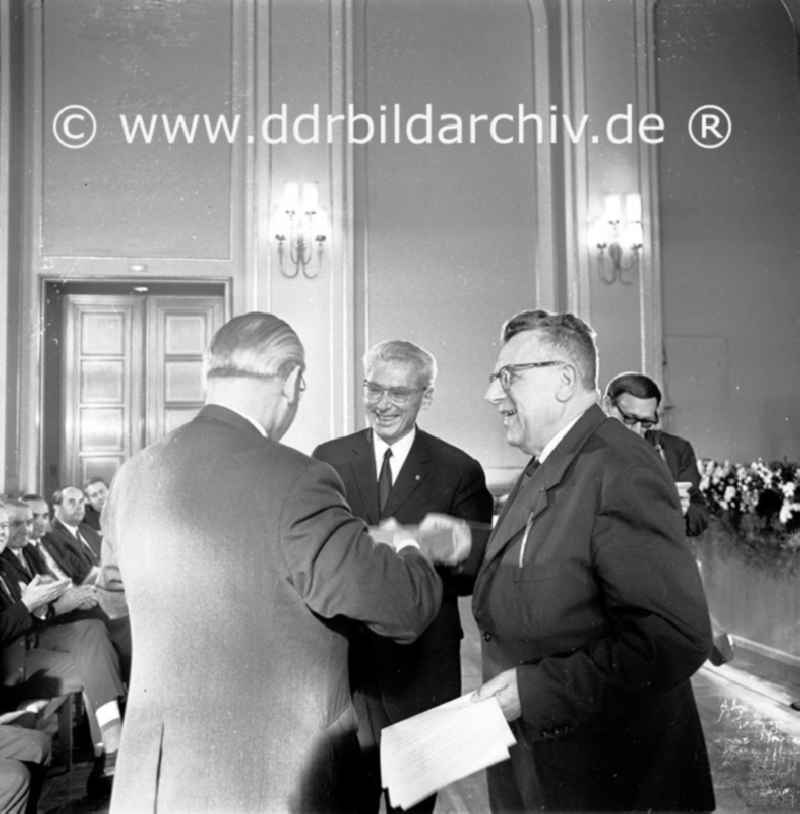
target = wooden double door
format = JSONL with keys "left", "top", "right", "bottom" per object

{"left": 56, "top": 290, "right": 224, "bottom": 490}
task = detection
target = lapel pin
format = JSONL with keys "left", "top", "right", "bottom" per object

{"left": 414, "top": 474, "right": 421, "bottom": 481}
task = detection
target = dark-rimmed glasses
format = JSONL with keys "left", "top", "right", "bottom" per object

{"left": 614, "top": 404, "right": 658, "bottom": 429}
{"left": 488, "top": 361, "right": 563, "bottom": 391}
{"left": 363, "top": 380, "right": 425, "bottom": 405}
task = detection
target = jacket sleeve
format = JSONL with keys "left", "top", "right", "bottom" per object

{"left": 515, "top": 463, "right": 712, "bottom": 738}
{"left": 279, "top": 459, "right": 443, "bottom": 644}
{"left": 0, "top": 594, "right": 34, "bottom": 645}
{"left": 672, "top": 438, "right": 709, "bottom": 536}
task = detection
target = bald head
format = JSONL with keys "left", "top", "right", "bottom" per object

{"left": 53, "top": 486, "right": 86, "bottom": 527}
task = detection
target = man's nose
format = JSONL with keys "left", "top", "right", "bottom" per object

{"left": 485, "top": 379, "right": 504, "bottom": 404}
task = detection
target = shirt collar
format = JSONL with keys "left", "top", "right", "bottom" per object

{"left": 538, "top": 412, "right": 584, "bottom": 464}
{"left": 373, "top": 425, "right": 416, "bottom": 469}
{"left": 211, "top": 404, "right": 268, "bottom": 438}
{"left": 62, "top": 522, "right": 80, "bottom": 537}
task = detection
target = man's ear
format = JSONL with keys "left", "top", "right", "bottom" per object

{"left": 601, "top": 394, "right": 615, "bottom": 415}
{"left": 420, "top": 387, "right": 434, "bottom": 410}
{"left": 555, "top": 364, "right": 578, "bottom": 403}
{"left": 282, "top": 365, "right": 302, "bottom": 402}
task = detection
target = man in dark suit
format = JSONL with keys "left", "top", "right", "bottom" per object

{"left": 473, "top": 309, "right": 715, "bottom": 812}
{"left": 104, "top": 312, "right": 460, "bottom": 814}
{"left": 41, "top": 488, "right": 102, "bottom": 585}
{"left": 604, "top": 370, "right": 734, "bottom": 666}
{"left": 25, "top": 493, "right": 132, "bottom": 681}
{"left": 0, "top": 500, "right": 126, "bottom": 800}
{"left": 313, "top": 339, "right": 493, "bottom": 814}
{"left": 82, "top": 478, "right": 109, "bottom": 534}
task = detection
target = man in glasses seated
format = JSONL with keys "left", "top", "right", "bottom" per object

{"left": 313, "top": 339, "right": 493, "bottom": 814}
{"left": 604, "top": 371, "right": 732, "bottom": 665}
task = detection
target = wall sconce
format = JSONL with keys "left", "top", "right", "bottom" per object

{"left": 273, "top": 182, "right": 328, "bottom": 279}
{"left": 589, "top": 193, "right": 643, "bottom": 285}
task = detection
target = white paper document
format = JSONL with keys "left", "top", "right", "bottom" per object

{"left": 380, "top": 692, "right": 516, "bottom": 810}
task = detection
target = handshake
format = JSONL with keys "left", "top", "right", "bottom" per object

{"left": 369, "top": 514, "right": 472, "bottom": 567}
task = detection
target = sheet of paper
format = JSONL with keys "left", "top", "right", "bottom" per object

{"left": 380, "top": 693, "right": 516, "bottom": 810}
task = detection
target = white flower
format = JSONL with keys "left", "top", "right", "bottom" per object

{"left": 779, "top": 501, "right": 800, "bottom": 525}
{"left": 723, "top": 485, "right": 736, "bottom": 503}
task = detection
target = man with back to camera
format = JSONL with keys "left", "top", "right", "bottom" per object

{"left": 604, "top": 370, "right": 734, "bottom": 666}
{"left": 313, "top": 339, "right": 493, "bottom": 814}
{"left": 472, "top": 308, "right": 715, "bottom": 812}
{"left": 103, "top": 312, "right": 470, "bottom": 814}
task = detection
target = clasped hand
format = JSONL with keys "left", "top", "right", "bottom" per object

{"left": 368, "top": 514, "right": 471, "bottom": 566}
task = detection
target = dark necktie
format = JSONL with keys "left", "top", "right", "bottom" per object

{"left": 378, "top": 447, "right": 393, "bottom": 516}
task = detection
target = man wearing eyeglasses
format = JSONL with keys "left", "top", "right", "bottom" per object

{"left": 104, "top": 315, "right": 447, "bottom": 814}
{"left": 604, "top": 371, "right": 733, "bottom": 666}
{"left": 604, "top": 372, "right": 709, "bottom": 534}
{"left": 473, "top": 309, "right": 714, "bottom": 813}
{"left": 313, "top": 339, "right": 493, "bottom": 814}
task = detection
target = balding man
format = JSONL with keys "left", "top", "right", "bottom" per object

{"left": 473, "top": 309, "right": 714, "bottom": 812}
{"left": 104, "top": 312, "right": 454, "bottom": 813}
{"left": 42, "top": 488, "right": 102, "bottom": 585}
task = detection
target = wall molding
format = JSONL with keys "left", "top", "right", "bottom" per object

{"left": 636, "top": 0, "right": 664, "bottom": 381}
{"left": 0, "top": 1, "right": 10, "bottom": 492}
{"left": 560, "top": 0, "right": 592, "bottom": 321}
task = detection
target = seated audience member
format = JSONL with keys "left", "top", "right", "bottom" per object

{"left": 82, "top": 479, "right": 108, "bottom": 534}
{"left": 604, "top": 371, "right": 733, "bottom": 666}
{"left": 0, "top": 723, "right": 50, "bottom": 814}
{"left": 15, "top": 496, "right": 131, "bottom": 681}
{"left": 41, "top": 487, "right": 102, "bottom": 585}
{"left": 0, "top": 501, "right": 125, "bottom": 799}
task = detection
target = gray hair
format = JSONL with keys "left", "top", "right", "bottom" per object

{"left": 363, "top": 340, "right": 438, "bottom": 388}
{"left": 204, "top": 312, "right": 305, "bottom": 382}
{"left": 502, "top": 308, "right": 598, "bottom": 390}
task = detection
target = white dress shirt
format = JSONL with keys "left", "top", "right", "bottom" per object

{"left": 372, "top": 426, "right": 416, "bottom": 484}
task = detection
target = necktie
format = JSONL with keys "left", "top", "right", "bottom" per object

{"left": 378, "top": 447, "right": 393, "bottom": 516}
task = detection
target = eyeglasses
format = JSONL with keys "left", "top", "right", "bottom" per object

{"left": 363, "top": 380, "right": 425, "bottom": 405}
{"left": 488, "top": 361, "right": 563, "bottom": 391}
{"left": 614, "top": 404, "right": 659, "bottom": 429}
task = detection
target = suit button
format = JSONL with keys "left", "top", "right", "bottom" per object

{"left": 483, "top": 631, "right": 492, "bottom": 642}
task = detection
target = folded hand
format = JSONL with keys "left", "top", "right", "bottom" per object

{"left": 418, "top": 513, "right": 472, "bottom": 566}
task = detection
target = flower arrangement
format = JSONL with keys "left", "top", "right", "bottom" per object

{"left": 697, "top": 458, "right": 800, "bottom": 559}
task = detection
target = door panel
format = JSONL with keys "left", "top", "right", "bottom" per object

{"left": 63, "top": 295, "right": 144, "bottom": 488}
{"left": 145, "top": 296, "right": 224, "bottom": 446}
{"left": 61, "top": 292, "right": 224, "bottom": 488}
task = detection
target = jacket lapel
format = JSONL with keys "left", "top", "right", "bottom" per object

{"left": 382, "top": 430, "right": 431, "bottom": 519}
{"left": 347, "top": 430, "right": 380, "bottom": 525}
{"left": 0, "top": 549, "right": 30, "bottom": 585}
{"left": 481, "top": 405, "right": 607, "bottom": 567}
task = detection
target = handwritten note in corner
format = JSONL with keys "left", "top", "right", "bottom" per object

{"left": 380, "top": 693, "right": 516, "bottom": 811}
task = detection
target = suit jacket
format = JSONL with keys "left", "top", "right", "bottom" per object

{"left": 105, "top": 404, "right": 443, "bottom": 814}
{"left": 473, "top": 405, "right": 714, "bottom": 812}
{"left": 41, "top": 521, "right": 101, "bottom": 584}
{"left": 646, "top": 428, "right": 709, "bottom": 536}
{"left": 0, "top": 560, "right": 37, "bottom": 688}
{"left": 313, "top": 428, "right": 493, "bottom": 725}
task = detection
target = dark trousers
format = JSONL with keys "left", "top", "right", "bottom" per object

{"left": 351, "top": 639, "right": 461, "bottom": 814}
